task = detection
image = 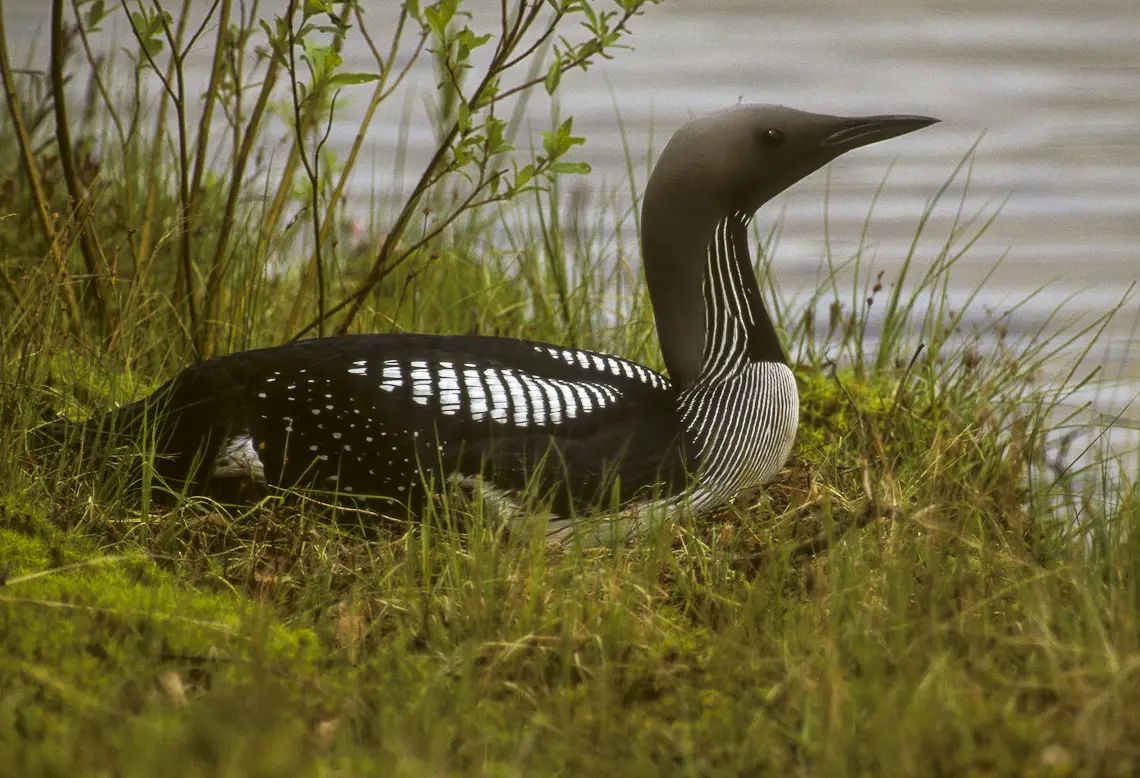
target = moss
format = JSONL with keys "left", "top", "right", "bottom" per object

{"left": 0, "top": 504, "right": 322, "bottom": 773}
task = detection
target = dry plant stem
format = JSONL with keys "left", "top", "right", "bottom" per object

{"left": 888, "top": 344, "right": 926, "bottom": 427}
{"left": 286, "top": 2, "right": 328, "bottom": 338}
{"left": 186, "top": 0, "right": 234, "bottom": 359}
{"left": 133, "top": 71, "right": 172, "bottom": 277}
{"left": 0, "top": 3, "right": 80, "bottom": 322}
{"left": 281, "top": 9, "right": 426, "bottom": 338}
{"left": 314, "top": 2, "right": 643, "bottom": 338}
{"left": 187, "top": 0, "right": 231, "bottom": 231}
{"left": 296, "top": 3, "right": 550, "bottom": 338}
{"left": 295, "top": 2, "right": 544, "bottom": 339}
{"left": 252, "top": 148, "right": 302, "bottom": 269}
{"left": 124, "top": 0, "right": 181, "bottom": 308}
{"left": 154, "top": 0, "right": 211, "bottom": 358}
{"left": 69, "top": 0, "right": 136, "bottom": 286}
{"left": 69, "top": 1, "right": 127, "bottom": 148}
{"left": 262, "top": 7, "right": 352, "bottom": 339}
{"left": 50, "top": 0, "right": 112, "bottom": 336}
{"left": 202, "top": 0, "right": 292, "bottom": 356}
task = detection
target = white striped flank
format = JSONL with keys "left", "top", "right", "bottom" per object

{"left": 359, "top": 356, "right": 659, "bottom": 429}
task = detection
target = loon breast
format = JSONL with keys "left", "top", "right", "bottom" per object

{"left": 678, "top": 361, "right": 799, "bottom": 506}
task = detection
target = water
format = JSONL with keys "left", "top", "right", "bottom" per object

{"left": 4, "top": 0, "right": 1138, "bottom": 425}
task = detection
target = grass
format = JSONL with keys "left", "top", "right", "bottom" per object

{"left": 3, "top": 4, "right": 1140, "bottom": 775}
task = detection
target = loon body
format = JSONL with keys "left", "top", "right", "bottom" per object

{"left": 41, "top": 105, "right": 937, "bottom": 535}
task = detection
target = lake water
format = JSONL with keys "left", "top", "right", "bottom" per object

{"left": 4, "top": 0, "right": 1138, "bottom": 424}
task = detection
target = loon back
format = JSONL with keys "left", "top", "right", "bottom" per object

{"left": 38, "top": 105, "right": 937, "bottom": 537}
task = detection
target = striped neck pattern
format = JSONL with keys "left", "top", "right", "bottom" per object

{"left": 692, "top": 212, "right": 785, "bottom": 386}
{"left": 675, "top": 212, "right": 799, "bottom": 503}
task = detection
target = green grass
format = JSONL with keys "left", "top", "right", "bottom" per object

{"left": 3, "top": 4, "right": 1140, "bottom": 775}
{"left": 4, "top": 163, "right": 1140, "bottom": 774}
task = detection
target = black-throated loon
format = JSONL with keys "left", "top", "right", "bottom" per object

{"left": 38, "top": 105, "right": 937, "bottom": 538}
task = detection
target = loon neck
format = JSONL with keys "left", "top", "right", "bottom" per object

{"left": 643, "top": 208, "right": 786, "bottom": 391}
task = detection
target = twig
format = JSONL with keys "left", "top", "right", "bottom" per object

{"left": 201, "top": 0, "right": 291, "bottom": 354}
{"left": 0, "top": 3, "right": 80, "bottom": 326}
{"left": 51, "top": 0, "right": 112, "bottom": 336}
{"left": 69, "top": 0, "right": 127, "bottom": 147}
{"left": 295, "top": 5, "right": 538, "bottom": 339}
{"left": 188, "top": 0, "right": 230, "bottom": 220}
{"left": 887, "top": 343, "right": 925, "bottom": 427}
{"left": 279, "top": 8, "right": 422, "bottom": 337}
{"left": 153, "top": 0, "right": 203, "bottom": 358}
{"left": 286, "top": 3, "right": 328, "bottom": 337}
{"left": 314, "top": 3, "right": 644, "bottom": 337}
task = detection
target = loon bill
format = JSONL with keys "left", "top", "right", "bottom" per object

{"left": 36, "top": 105, "right": 938, "bottom": 538}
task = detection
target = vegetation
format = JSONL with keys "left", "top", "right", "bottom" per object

{"left": 1, "top": 0, "right": 1138, "bottom": 775}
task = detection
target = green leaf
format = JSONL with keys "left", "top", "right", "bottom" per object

{"left": 438, "top": 0, "right": 459, "bottom": 26}
{"left": 303, "top": 0, "right": 332, "bottom": 19}
{"left": 329, "top": 72, "right": 381, "bottom": 87}
{"left": 514, "top": 163, "right": 535, "bottom": 189}
{"left": 423, "top": 7, "right": 446, "bottom": 41}
{"left": 550, "top": 161, "right": 591, "bottom": 175}
{"left": 544, "top": 59, "right": 562, "bottom": 95}
{"left": 471, "top": 80, "right": 499, "bottom": 110}
{"left": 84, "top": 0, "right": 109, "bottom": 33}
{"left": 484, "top": 116, "right": 508, "bottom": 155}
{"left": 457, "top": 101, "right": 471, "bottom": 134}
{"left": 453, "top": 144, "right": 474, "bottom": 168}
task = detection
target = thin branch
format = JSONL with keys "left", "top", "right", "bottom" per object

{"left": 118, "top": 0, "right": 176, "bottom": 102}
{"left": 181, "top": 0, "right": 222, "bottom": 53}
{"left": 286, "top": 3, "right": 329, "bottom": 337}
{"left": 293, "top": 171, "right": 511, "bottom": 341}
{"left": 51, "top": 0, "right": 111, "bottom": 335}
{"left": 296, "top": 1, "right": 648, "bottom": 338}
{"left": 188, "top": 0, "right": 230, "bottom": 209}
{"left": 378, "top": 27, "right": 427, "bottom": 102}
{"left": 314, "top": 26, "right": 520, "bottom": 336}
{"left": 0, "top": 1, "right": 80, "bottom": 326}
{"left": 153, "top": 0, "right": 200, "bottom": 358}
{"left": 493, "top": 6, "right": 642, "bottom": 106}
{"left": 500, "top": 3, "right": 557, "bottom": 71}
{"left": 282, "top": 7, "right": 422, "bottom": 337}
{"left": 69, "top": 0, "right": 127, "bottom": 147}
{"left": 201, "top": 0, "right": 291, "bottom": 354}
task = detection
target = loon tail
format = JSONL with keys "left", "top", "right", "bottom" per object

{"left": 29, "top": 397, "right": 154, "bottom": 457}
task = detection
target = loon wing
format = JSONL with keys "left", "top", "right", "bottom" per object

{"left": 142, "top": 334, "right": 685, "bottom": 514}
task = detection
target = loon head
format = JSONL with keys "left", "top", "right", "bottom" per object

{"left": 642, "top": 105, "right": 939, "bottom": 388}
{"left": 644, "top": 105, "right": 938, "bottom": 223}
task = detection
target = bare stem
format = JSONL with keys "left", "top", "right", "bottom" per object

{"left": 50, "top": 0, "right": 111, "bottom": 336}
{"left": 201, "top": 0, "right": 292, "bottom": 356}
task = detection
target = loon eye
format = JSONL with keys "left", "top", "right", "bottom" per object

{"left": 759, "top": 128, "right": 785, "bottom": 148}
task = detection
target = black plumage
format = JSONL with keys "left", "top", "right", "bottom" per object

{"left": 46, "top": 335, "right": 691, "bottom": 517}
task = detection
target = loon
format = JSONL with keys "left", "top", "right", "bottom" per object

{"left": 38, "top": 105, "right": 937, "bottom": 537}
